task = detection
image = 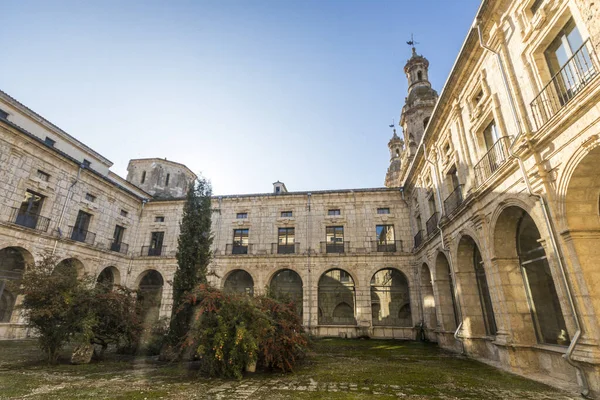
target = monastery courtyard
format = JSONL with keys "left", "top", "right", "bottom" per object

{"left": 0, "top": 339, "right": 576, "bottom": 400}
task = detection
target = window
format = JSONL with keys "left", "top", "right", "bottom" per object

{"left": 232, "top": 229, "right": 249, "bottom": 254}
{"left": 281, "top": 211, "right": 293, "bottom": 218}
{"left": 111, "top": 225, "right": 126, "bottom": 253}
{"left": 376, "top": 225, "right": 396, "bottom": 252}
{"left": 0, "top": 109, "right": 8, "bottom": 119}
{"left": 530, "top": 0, "right": 543, "bottom": 14}
{"left": 82, "top": 159, "right": 91, "bottom": 168}
{"left": 85, "top": 193, "right": 96, "bottom": 202}
{"left": 44, "top": 137, "right": 55, "bottom": 147}
{"left": 36, "top": 170, "right": 50, "bottom": 182}
{"left": 474, "top": 89, "right": 484, "bottom": 104}
{"left": 423, "top": 117, "right": 430, "bottom": 129}
{"left": 15, "top": 190, "right": 45, "bottom": 230}
{"left": 278, "top": 227, "right": 295, "bottom": 254}
{"left": 155, "top": 216, "right": 165, "bottom": 222}
{"left": 71, "top": 210, "right": 93, "bottom": 243}
{"left": 377, "top": 208, "right": 390, "bottom": 214}
{"left": 141, "top": 171, "right": 146, "bottom": 184}
{"left": 328, "top": 209, "right": 341, "bottom": 216}
{"left": 120, "top": 209, "right": 129, "bottom": 217}
{"left": 236, "top": 212, "right": 248, "bottom": 219}
{"left": 483, "top": 120, "right": 501, "bottom": 151}
{"left": 325, "top": 226, "right": 344, "bottom": 253}
{"left": 148, "top": 231, "right": 165, "bottom": 256}
{"left": 427, "top": 195, "right": 436, "bottom": 215}
{"left": 275, "top": 186, "right": 281, "bottom": 193}
{"left": 165, "top": 173, "right": 170, "bottom": 186}
{"left": 417, "top": 71, "right": 423, "bottom": 81}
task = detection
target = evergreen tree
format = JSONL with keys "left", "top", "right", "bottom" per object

{"left": 166, "top": 176, "right": 213, "bottom": 349}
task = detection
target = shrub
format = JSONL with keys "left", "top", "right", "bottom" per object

{"left": 138, "top": 317, "right": 170, "bottom": 356}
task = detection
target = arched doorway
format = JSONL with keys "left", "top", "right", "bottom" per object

{"left": 435, "top": 252, "right": 459, "bottom": 331}
{"left": 318, "top": 269, "right": 356, "bottom": 325}
{"left": 456, "top": 236, "right": 497, "bottom": 336}
{"left": 137, "top": 270, "right": 164, "bottom": 325}
{"left": 270, "top": 269, "right": 302, "bottom": 317}
{"left": 0, "top": 247, "right": 31, "bottom": 322}
{"left": 371, "top": 268, "right": 412, "bottom": 327}
{"left": 420, "top": 264, "right": 437, "bottom": 329}
{"left": 96, "top": 266, "right": 120, "bottom": 288}
{"left": 494, "top": 206, "right": 569, "bottom": 345}
{"left": 223, "top": 269, "right": 254, "bottom": 296}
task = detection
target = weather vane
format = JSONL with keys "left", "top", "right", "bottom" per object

{"left": 407, "top": 33, "right": 419, "bottom": 55}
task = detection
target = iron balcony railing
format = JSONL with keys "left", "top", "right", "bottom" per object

{"left": 226, "top": 243, "right": 253, "bottom": 255}
{"left": 271, "top": 242, "right": 300, "bottom": 254}
{"left": 426, "top": 212, "right": 439, "bottom": 237}
{"left": 9, "top": 207, "right": 50, "bottom": 232}
{"left": 141, "top": 245, "right": 166, "bottom": 257}
{"left": 414, "top": 230, "right": 423, "bottom": 249}
{"left": 320, "top": 241, "right": 349, "bottom": 254}
{"left": 531, "top": 39, "right": 598, "bottom": 129}
{"left": 474, "top": 136, "right": 512, "bottom": 188}
{"left": 110, "top": 241, "right": 129, "bottom": 255}
{"left": 371, "top": 240, "right": 402, "bottom": 253}
{"left": 69, "top": 226, "right": 96, "bottom": 245}
{"left": 444, "top": 185, "right": 464, "bottom": 215}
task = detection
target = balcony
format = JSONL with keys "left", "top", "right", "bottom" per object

{"left": 531, "top": 39, "right": 598, "bottom": 130}
{"left": 141, "top": 246, "right": 166, "bottom": 257}
{"left": 444, "top": 185, "right": 464, "bottom": 215}
{"left": 474, "top": 136, "right": 512, "bottom": 188}
{"left": 271, "top": 243, "right": 300, "bottom": 254}
{"left": 110, "top": 241, "right": 129, "bottom": 255}
{"left": 371, "top": 240, "right": 402, "bottom": 253}
{"left": 414, "top": 230, "right": 423, "bottom": 249}
{"left": 226, "top": 243, "right": 253, "bottom": 255}
{"left": 320, "top": 241, "right": 349, "bottom": 254}
{"left": 425, "top": 212, "right": 439, "bottom": 237}
{"left": 69, "top": 226, "right": 96, "bottom": 245}
{"left": 9, "top": 207, "right": 50, "bottom": 232}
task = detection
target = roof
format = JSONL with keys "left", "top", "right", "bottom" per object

{"left": 128, "top": 158, "right": 197, "bottom": 180}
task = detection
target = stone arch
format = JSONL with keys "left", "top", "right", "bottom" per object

{"left": 492, "top": 206, "right": 570, "bottom": 346}
{"left": 318, "top": 268, "right": 356, "bottom": 325}
{"left": 136, "top": 269, "right": 164, "bottom": 326}
{"left": 0, "top": 247, "right": 33, "bottom": 323}
{"left": 370, "top": 268, "right": 412, "bottom": 327}
{"left": 456, "top": 235, "right": 497, "bottom": 337}
{"left": 96, "top": 266, "right": 121, "bottom": 287}
{"left": 269, "top": 269, "right": 303, "bottom": 317}
{"left": 420, "top": 263, "right": 437, "bottom": 329}
{"left": 223, "top": 269, "right": 254, "bottom": 296}
{"left": 54, "top": 257, "right": 85, "bottom": 278}
{"left": 434, "top": 251, "right": 459, "bottom": 331}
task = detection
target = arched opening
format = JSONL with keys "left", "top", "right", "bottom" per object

{"left": 318, "top": 269, "right": 356, "bottom": 325}
{"left": 0, "top": 247, "right": 31, "bottom": 323}
{"left": 456, "top": 236, "right": 497, "bottom": 336}
{"left": 564, "top": 146, "right": 600, "bottom": 336}
{"left": 54, "top": 258, "right": 84, "bottom": 278}
{"left": 371, "top": 268, "right": 412, "bottom": 327}
{"left": 435, "top": 252, "right": 459, "bottom": 331}
{"left": 96, "top": 266, "right": 120, "bottom": 289}
{"left": 417, "top": 70, "right": 423, "bottom": 81}
{"left": 270, "top": 269, "right": 302, "bottom": 317}
{"left": 223, "top": 269, "right": 254, "bottom": 296}
{"left": 420, "top": 264, "right": 437, "bottom": 329}
{"left": 137, "top": 269, "right": 164, "bottom": 326}
{"left": 493, "top": 206, "right": 569, "bottom": 345}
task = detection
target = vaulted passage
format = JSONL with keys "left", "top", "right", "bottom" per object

{"left": 223, "top": 269, "right": 254, "bottom": 296}
{"left": 318, "top": 269, "right": 356, "bottom": 325}
{"left": 435, "top": 252, "right": 459, "bottom": 332}
{"left": 371, "top": 268, "right": 411, "bottom": 327}
{"left": 270, "top": 269, "right": 303, "bottom": 317}
{"left": 0, "top": 247, "right": 31, "bottom": 323}
{"left": 137, "top": 269, "right": 164, "bottom": 326}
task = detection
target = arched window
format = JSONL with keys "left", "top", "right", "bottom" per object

{"left": 417, "top": 71, "right": 423, "bottom": 81}
{"left": 517, "top": 213, "right": 569, "bottom": 345}
{"left": 474, "top": 246, "right": 497, "bottom": 335}
{"left": 318, "top": 269, "right": 356, "bottom": 325}
{"left": 371, "top": 269, "right": 411, "bottom": 326}
{"left": 270, "top": 269, "right": 303, "bottom": 317}
{"left": 224, "top": 269, "right": 254, "bottom": 296}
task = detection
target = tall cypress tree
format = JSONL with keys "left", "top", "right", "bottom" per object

{"left": 167, "top": 176, "right": 213, "bottom": 349}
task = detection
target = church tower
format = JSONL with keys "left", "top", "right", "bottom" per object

{"left": 385, "top": 41, "right": 438, "bottom": 188}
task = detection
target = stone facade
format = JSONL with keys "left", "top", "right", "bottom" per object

{"left": 1, "top": 0, "right": 600, "bottom": 397}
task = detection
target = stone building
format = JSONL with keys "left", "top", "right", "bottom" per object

{"left": 1, "top": 0, "right": 600, "bottom": 396}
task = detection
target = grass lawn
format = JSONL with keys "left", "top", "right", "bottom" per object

{"left": 0, "top": 338, "right": 574, "bottom": 399}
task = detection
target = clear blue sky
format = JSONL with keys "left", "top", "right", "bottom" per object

{"left": 2, "top": 0, "right": 480, "bottom": 195}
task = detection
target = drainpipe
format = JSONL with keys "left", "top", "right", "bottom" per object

{"left": 52, "top": 165, "right": 83, "bottom": 255}
{"left": 423, "top": 146, "right": 466, "bottom": 353}
{"left": 476, "top": 20, "right": 590, "bottom": 398}
{"left": 306, "top": 193, "right": 312, "bottom": 332}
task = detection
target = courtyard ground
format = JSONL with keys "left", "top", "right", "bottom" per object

{"left": 0, "top": 338, "right": 577, "bottom": 399}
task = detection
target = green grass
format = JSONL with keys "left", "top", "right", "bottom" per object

{"left": 0, "top": 338, "right": 570, "bottom": 399}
